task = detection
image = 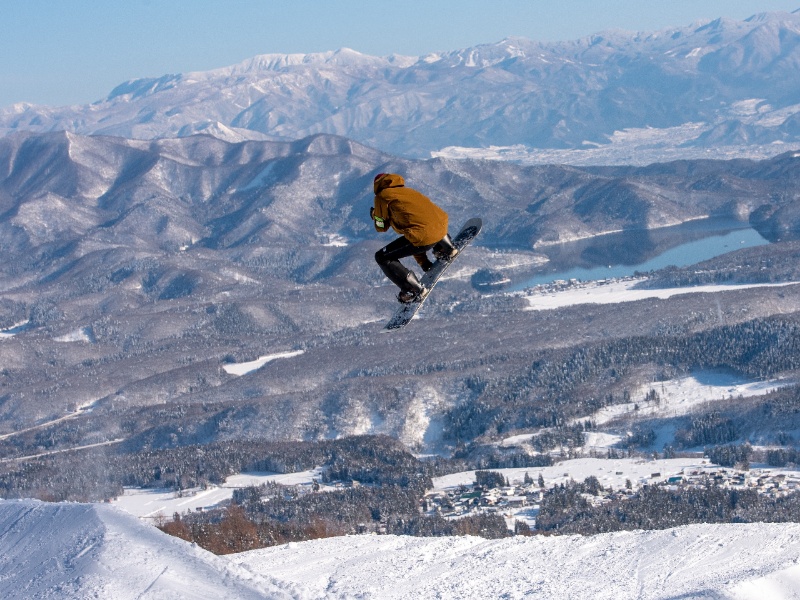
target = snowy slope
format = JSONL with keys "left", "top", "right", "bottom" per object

{"left": 235, "top": 525, "right": 800, "bottom": 599}
{"left": 0, "top": 499, "right": 303, "bottom": 600}
{"left": 3, "top": 498, "right": 800, "bottom": 599}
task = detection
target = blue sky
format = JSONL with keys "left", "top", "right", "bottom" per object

{"left": 2, "top": 0, "right": 799, "bottom": 108}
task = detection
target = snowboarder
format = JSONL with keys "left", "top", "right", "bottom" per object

{"left": 371, "top": 173, "right": 457, "bottom": 303}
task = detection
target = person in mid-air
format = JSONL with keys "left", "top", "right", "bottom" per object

{"left": 371, "top": 172, "right": 457, "bottom": 303}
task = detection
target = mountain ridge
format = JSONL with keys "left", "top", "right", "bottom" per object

{"left": 4, "top": 11, "right": 800, "bottom": 158}
{"left": 3, "top": 129, "right": 798, "bottom": 278}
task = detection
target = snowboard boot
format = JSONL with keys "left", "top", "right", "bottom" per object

{"left": 433, "top": 234, "right": 457, "bottom": 261}
{"left": 397, "top": 271, "right": 427, "bottom": 304}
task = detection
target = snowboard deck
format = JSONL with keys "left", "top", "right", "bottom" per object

{"left": 383, "top": 217, "right": 482, "bottom": 331}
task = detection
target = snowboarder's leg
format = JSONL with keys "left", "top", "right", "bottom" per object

{"left": 413, "top": 252, "right": 434, "bottom": 272}
{"left": 375, "top": 237, "right": 434, "bottom": 300}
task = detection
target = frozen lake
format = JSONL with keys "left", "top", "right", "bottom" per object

{"left": 512, "top": 218, "right": 769, "bottom": 290}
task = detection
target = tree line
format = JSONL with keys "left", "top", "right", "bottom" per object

{"left": 0, "top": 435, "right": 432, "bottom": 502}
{"left": 536, "top": 476, "right": 800, "bottom": 535}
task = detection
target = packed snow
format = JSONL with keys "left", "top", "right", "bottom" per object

{"left": 222, "top": 350, "right": 305, "bottom": 376}
{"left": 235, "top": 523, "right": 800, "bottom": 600}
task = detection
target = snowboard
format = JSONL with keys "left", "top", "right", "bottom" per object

{"left": 383, "top": 217, "right": 482, "bottom": 331}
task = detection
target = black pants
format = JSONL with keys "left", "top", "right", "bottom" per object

{"left": 375, "top": 236, "right": 436, "bottom": 291}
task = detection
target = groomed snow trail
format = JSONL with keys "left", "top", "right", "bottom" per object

{"left": 234, "top": 524, "right": 800, "bottom": 599}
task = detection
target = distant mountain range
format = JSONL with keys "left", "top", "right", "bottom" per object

{"left": 2, "top": 11, "right": 800, "bottom": 159}
{"left": 2, "top": 130, "right": 799, "bottom": 291}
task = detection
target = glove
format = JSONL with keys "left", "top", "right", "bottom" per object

{"left": 371, "top": 206, "right": 386, "bottom": 229}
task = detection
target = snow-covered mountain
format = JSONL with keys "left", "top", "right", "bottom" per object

{"left": 1, "top": 129, "right": 800, "bottom": 442}
{"left": 3, "top": 498, "right": 800, "bottom": 599}
{"left": 3, "top": 11, "right": 800, "bottom": 158}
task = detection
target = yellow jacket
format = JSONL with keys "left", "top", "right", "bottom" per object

{"left": 372, "top": 174, "right": 448, "bottom": 246}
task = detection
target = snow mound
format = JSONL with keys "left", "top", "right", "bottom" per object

{"left": 0, "top": 499, "right": 302, "bottom": 599}
{"left": 234, "top": 524, "right": 800, "bottom": 599}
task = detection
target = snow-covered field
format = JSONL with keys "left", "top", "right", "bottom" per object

{"left": 499, "top": 369, "right": 793, "bottom": 453}
{"left": 5, "top": 498, "right": 800, "bottom": 600}
{"left": 618, "top": 370, "right": 788, "bottom": 425}
{"left": 432, "top": 124, "right": 800, "bottom": 167}
{"left": 521, "top": 279, "right": 799, "bottom": 311}
{"left": 433, "top": 456, "right": 712, "bottom": 492}
{"left": 430, "top": 457, "right": 800, "bottom": 507}
{"left": 222, "top": 350, "right": 305, "bottom": 376}
{"left": 112, "top": 468, "right": 323, "bottom": 519}
{"left": 579, "top": 369, "right": 794, "bottom": 451}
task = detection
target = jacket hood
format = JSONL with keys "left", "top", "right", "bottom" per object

{"left": 374, "top": 173, "right": 405, "bottom": 194}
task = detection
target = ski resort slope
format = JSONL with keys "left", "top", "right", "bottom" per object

{"left": 3, "top": 498, "right": 800, "bottom": 599}
{"left": 235, "top": 528, "right": 800, "bottom": 599}
{"left": 0, "top": 499, "right": 302, "bottom": 600}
